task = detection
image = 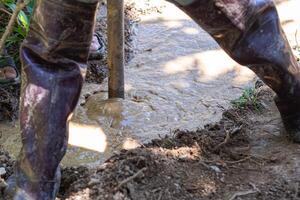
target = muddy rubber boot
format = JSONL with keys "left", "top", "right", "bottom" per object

{"left": 274, "top": 97, "right": 300, "bottom": 142}
{"left": 4, "top": 0, "right": 99, "bottom": 199}
{"left": 169, "top": 0, "right": 300, "bottom": 142}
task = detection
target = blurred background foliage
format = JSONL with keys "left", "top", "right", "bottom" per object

{"left": 0, "top": 0, "right": 35, "bottom": 62}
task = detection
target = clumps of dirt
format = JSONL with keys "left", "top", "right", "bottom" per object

{"left": 58, "top": 166, "right": 91, "bottom": 198}
{"left": 126, "top": 0, "right": 166, "bottom": 15}
{"left": 0, "top": 147, "right": 15, "bottom": 194}
{"left": 57, "top": 110, "right": 252, "bottom": 200}
{"left": 56, "top": 85, "right": 300, "bottom": 200}
{"left": 0, "top": 85, "right": 20, "bottom": 121}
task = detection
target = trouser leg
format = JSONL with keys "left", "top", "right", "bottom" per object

{"left": 168, "top": 0, "right": 300, "bottom": 142}
{"left": 5, "top": 0, "right": 99, "bottom": 199}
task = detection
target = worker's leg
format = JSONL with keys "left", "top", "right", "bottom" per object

{"left": 168, "top": 0, "right": 300, "bottom": 142}
{"left": 5, "top": 0, "right": 99, "bottom": 199}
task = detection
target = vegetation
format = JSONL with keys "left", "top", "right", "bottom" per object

{"left": 231, "top": 87, "right": 262, "bottom": 111}
{"left": 0, "top": 0, "right": 34, "bottom": 55}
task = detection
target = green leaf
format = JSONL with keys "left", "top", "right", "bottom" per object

{"left": 5, "top": 2, "right": 30, "bottom": 32}
{"left": 14, "top": 24, "right": 26, "bottom": 37}
{"left": 18, "top": 10, "right": 30, "bottom": 31}
{"left": 5, "top": 2, "right": 16, "bottom": 11}
{"left": 0, "top": 0, "right": 14, "bottom": 5}
{"left": 26, "top": 0, "right": 35, "bottom": 14}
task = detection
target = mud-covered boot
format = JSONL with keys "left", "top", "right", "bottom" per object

{"left": 4, "top": 168, "right": 61, "bottom": 200}
{"left": 4, "top": 0, "right": 99, "bottom": 199}
{"left": 274, "top": 97, "right": 300, "bottom": 142}
{"left": 169, "top": 0, "right": 300, "bottom": 142}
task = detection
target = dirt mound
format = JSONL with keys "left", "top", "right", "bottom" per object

{"left": 55, "top": 85, "right": 300, "bottom": 200}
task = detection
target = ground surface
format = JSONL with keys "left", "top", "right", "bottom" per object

{"left": 0, "top": 0, "right": 299, "bottom": 168}
{"left": 2, "top": 84, "right": 300, "bottom": 199}
{"left": 0, "top": 0, "right": 300, "bottom": 199}
{"left": 56, "top": 85, "right": 300, "bottom": 200}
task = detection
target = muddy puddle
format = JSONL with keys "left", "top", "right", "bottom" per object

{"left": 0, "top": 83, "right": 144, "bottom": 167}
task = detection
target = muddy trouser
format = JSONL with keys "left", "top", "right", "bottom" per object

{"left": 6, "top": 0, "right": 300, "bottom": 199}
{"left": 4, "top": 0, "right": 99, "bottom": 199}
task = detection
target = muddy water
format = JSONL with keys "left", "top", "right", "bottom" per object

{"left": 1, "top": 0, "right": 299, "bottom": 167}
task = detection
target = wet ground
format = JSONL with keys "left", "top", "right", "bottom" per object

{"left": 2, "top": 83, "right": 300, "bottom": 199}
{"left": 1, "top": 0, "right": 300, "bottom": 167}
{"left": 53, "top": 85, "right": 300, "bottom": 200}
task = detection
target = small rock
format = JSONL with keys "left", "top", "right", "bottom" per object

{"left": 113, "top": 192, "right": 126, "bottom": 200}
{"left": 0, "top": 178, "right": 8, "bottom": 189}
{"left": 0, "top": 167, "right": 6, "bottom": 176}
{"left": 88, "top": 178, "right": 100, "bottom": 186}
{"left": 210, "top": 166, "right": 221, "bottom": 173}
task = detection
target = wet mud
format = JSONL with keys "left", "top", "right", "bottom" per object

{"left": 2, "top": 84, "right": 300, "bottom": 199}
{"left": 57, "top": 85, "right": 300, "bottom": 200}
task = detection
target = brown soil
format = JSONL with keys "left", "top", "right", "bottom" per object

{"left": 0, "top": 86, "right": 20, "bottom": 121}
{"left": 1, "top": 1, "right": 300, "bottom": 199}
{"left": 1, "top": 84, "right": 300, "bottom": 200}
{"left": 53, "top": 85, "right": 298, "bottom": 200}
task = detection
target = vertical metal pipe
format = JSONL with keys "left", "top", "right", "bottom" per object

{"left": 107, "top": 0, "right": 125, "bottom": 99}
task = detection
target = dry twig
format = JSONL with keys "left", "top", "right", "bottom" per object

{"left": 214, "top": 130, "right": 231, "bottom": 151}
{"left": 0, "top": 7, "right": 12, "bottom": 16}
{"left": 228, "top": 187, "right": 259, "bottom": 200}
{"left": 157, "top": 189, "right": 164, "bottom": 200}
{"left": 117, "top": 167, "right": 147, "bottom": 189}
{"left": 213, "top": 125, "right": 243, "bottom": 152}
{"left": 294, "top": 182, "right": 299, "bottom": 199}
{"left": 225, "top": 156, "right": 251, "bottom": 164}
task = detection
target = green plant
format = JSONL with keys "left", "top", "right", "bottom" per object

{"left": 231, "top": 87, "right": 261, "bottom": 111}
{"left": 0, "top": 0, "right": 35, "bottom": 47}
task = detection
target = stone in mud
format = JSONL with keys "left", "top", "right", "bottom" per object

{"left": 0, "top": 168, "right": 6, "bottom": 176}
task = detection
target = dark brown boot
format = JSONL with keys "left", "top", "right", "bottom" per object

{"left": 274, "top": 97, "right": 300, "bottom": 142}
{"left": 169, "top": 0, "right": 300, "bottom": 142}
{"left": 5, "top": 0, "right": 99, "bottom": 199}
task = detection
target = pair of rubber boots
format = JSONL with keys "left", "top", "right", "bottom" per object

{"left": 3, "top": 0, "right": 300, "bottom": 199}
